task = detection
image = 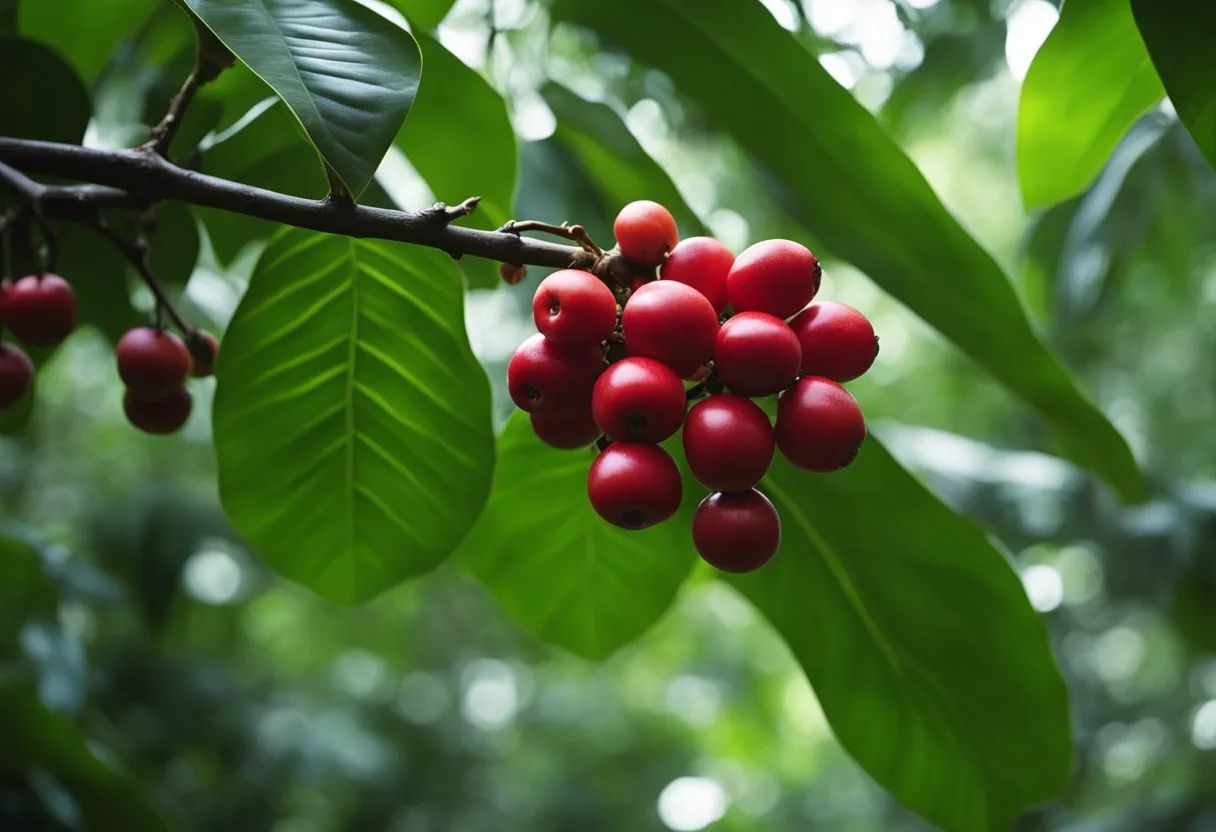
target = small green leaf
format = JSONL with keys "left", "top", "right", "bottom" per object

{"left": 179, "top": 0, "right": 422, "bottom": 197}
{"left": 0, "top": 37, "right": 90, "bottom": 144}
{"left": 18, "top": 0, "right": 160, "bottom": 83}
{"left": 214, "top": 229, "right": 494, "bottom": 603}
{"left": 553, "top": 0, "right": 1144, "bottom": 502}
{"left": 460, "top": 413, "right": 698, "bottom": 660}
{"left": 729, "top": 440, "right": 1071, "bottom": 831}
{"left": 541, "top": 83, "right": 704, "bottom": 237}
{"left": 1018, "top": 0, "right": 1164, "bottom": 210}
{"left": 397, "top": 33, "right": 518, "bottom": 289}
{"left": 384, "top": 0, "right": 456, "bottom": 30}
{"left": 1131, "top": 0, "right": 1216, "bottom": 171}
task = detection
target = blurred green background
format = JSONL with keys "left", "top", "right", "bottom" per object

{"left": 5, "top": 0, "right": 1216, "bottom": 829}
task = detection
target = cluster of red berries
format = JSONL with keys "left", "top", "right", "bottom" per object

{"left": 507, "top": 201, "right": 877, "bottom": 574}
{"left": 0, "top": 272, "right": 218, "bottom": 434}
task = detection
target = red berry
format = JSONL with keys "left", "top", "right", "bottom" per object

{"left": 712, "top": 312, "right": 801, "bottom": 397}
{"left": 622, "top": 281, "right": 718, "bottom": 378}
{"left": 123, "top": 386, "right": 193, "bottom": 435}
{"left": 0, "top": 344, "right": 33, "bottom": 409}
{"left": 592, "top": 357, "right": 686, "bottom": 443}
{"left": 587, "top": 443, "right": 682, "bottom": 530}
{"left": 116, "top": 327, "right": 193, "bottom": 400}
{"left": 0, "top": 274, "right": 77, "bottom": 347}
{"left": 532, "top": 269, "right": 618, "bottom": 346}
{"left": 531, "top": 406, "right": 601, "bottom": 450}
{"left": 727, "top": 239, "right": 821, "bottom": 319}
{"left": 692, "top": 490, "right": 781, "bottom": 573}
{"left": 507, "top": 333, "right": 602, "bottom": 412}
{"left": 789, "top": 301, "right": 878, "bottom": 382}
{"left": 775, "top": 376, "right": 865, "bottom": 472}
{"left": 614, "top": 200, "right": 679, "bottom": 267}
{"left": 660, "top": 236, "right": 734, "bottom": 313}
{"left": 188, "top": 331, "right": 220, "bottom": 378}
{"left": 629, "top": 276, "right": 652, "bottom": 294}
{"left": 682, "top": 394, "right": 774, "bottom": 491}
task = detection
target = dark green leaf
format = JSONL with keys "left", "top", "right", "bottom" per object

{"left": 179, "top": 0, "right": 422, "bottom": 197}
{"left": 541, "top": 83, "right": 704, "bottom": 237}
{"left": 728, "top": 439, "right": 1070, "bottom": 831}
{"left": 460, "top": 413, "right": 699, "bottom": 660}
{"left": 1018, "top": 0, "right": 1163, "bottom": 210}
{"left": 0, "top": 533, "right": 56, "bottom": 657}
{"left": 384, "top": 0, "right": 455, "bottom": 30}
{"left": 214, "top": 229, "right": 494, "bottom": 603}
{"left": 397, "top": 33, "right": 517, "bottom": 289}
{"left": 553, "top": 0, "right": 1144, "bottom": 502}
{"left": 515, "top": 140, "right": 615, "bottom": 248}
{"left": 18, "top": 0, "right": 160, "bottom": 83}
{"left": 56, "top": 223, "right": 143, "bottom": 344}
{"left": 1131, "top": 0, "right": 1216, "bottom": 170}
{"left": 0, "top": 37, "right": 90, "bottom": 143}
{"left": 0, "top": 0, "right": 15, "bottom": 35}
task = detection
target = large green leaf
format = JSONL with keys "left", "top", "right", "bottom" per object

{"left": 18, "top": 0, "right": 160, "bottom": 83}
{"left": 385, "top": 0, "right": 456, "bottom": 30}
{"left": 214, "top": 229, "right": 494, "bottom": 603}
{"left": 553, "top": 0, "right": 1144, "bottom": 502}
{"left": 728, "top": 439, "right": 1070, "bottom": 831}
{"left": 460, "top": 413, "right": 699, "bottom": 660}
{"left": 396, "top": 33, "right": 518, "bottom": 289}
{"left": 541, "top": 83, "right": 705, "bottom": 237}
{"left": 179, "top": 0, "right": 422, "bottom": 198}
{"left": 1131, "top": 0, "right": 1216, "bottom": 170}
{"left": 0, "top": 37, "right": 90, "bottom": 143}
{"left": 1018, "top": 0, "right": 1163, "bottom": 210}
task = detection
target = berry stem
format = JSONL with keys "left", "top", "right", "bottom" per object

{"left": 0, "top": 160, "right": 59, "bottom": 273}
{"left": 90, "top": 216, "right": 191, "bottom": 335}
{"left": 497, "top": 219, "right": 604, "bottom": 255}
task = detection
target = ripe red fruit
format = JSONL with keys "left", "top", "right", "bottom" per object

{"left": 727, "top": 239, "right": 821, "bottom": 319}
{"left": 188, "top": 331, "right": 220, "bottom": 378}
{"left": 712, "top": 312, "right": 801, "bottom": 397}
{"left": 692, "top": 490, "right": 781, "bottom": 573}
{"left": 531, "top": 406, "right": 601, "bottom": 450}
{"left": 789, "top": 301, "right": 878, "bottom": 382}
{"left": 532, "top": 269, "right": 618, "bottom": 346}
{"left": 0, "top": 274, "right": 77, "bottom": 347}
{"left": 123, "top": 386, "right": 193, "bottom": 435}
{"left": 660, "top": 236, "right": 734, "bottom": 313}
{"left": 591, "top": 357, "right": 686, "bottom": 443}
{"left": 0, "top": 344, "right": 34, "bottom": 409}
{"left": 622, "top": 280, "right": 718, "bottom": 378}
{"left": 614, "top": 200, "right": 679, "bottom": 267}
{"left": 775, "top": 376, "right": 866, "bottom": 472}
{"left": 682, "top": 394, "right": 774, "bottom": 491}
{"left": 587, "top": 443, "right": 682, "bottom": 530}
{"left": 117, "top": 327, "right": 192, "bottom": 400}
{"left": 507, "top": 333, "right": 602, "bottom": 412}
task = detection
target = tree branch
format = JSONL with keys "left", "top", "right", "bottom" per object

{"left": 0, "top": 137, "right": 606, "bottom": 275}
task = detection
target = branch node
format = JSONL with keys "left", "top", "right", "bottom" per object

{"left": 429, "top": 196, "right": 481, "bottom": 225}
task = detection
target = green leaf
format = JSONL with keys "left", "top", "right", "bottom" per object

{"left": 553, "top": 0, "right": 1145, "bottom": 503}
{"left": 0, "top": 37, "right": 90, "bottom": 143}
{"left": 178, "top": 0, "right": 422, "bottom": 197}
{"left": 1131, "top": 0, "right": 1216, "bottom": 171}
{"left": 18, "top": 0, "right": 160, "bottom": 83}
{"left": 396, "top": 33, "right": 518, "bottom": 289}
{"left": 460, "top": 413, "right": 698, "bottom": 660}
{"left": 1018, "top": 0, "right": 1164, "bottom": 210}
{"left": 0, "top": 679, "right": 170, "bottom": 831}
{"left": 0, "top": 533, "right": 56, "bottom": 657}
{"left": 214, "top": 229, "right": 494, "bottom": 603}
{"left": 541, "top": 83, "right": 704, "bottom": 237}
{"left": 728, "top": 439, "right": 1071, "bottom": 831}
{"left": 384, "top": 0, "right": 456, "bottom": 30}
{"left": 57, "top": 223, "right": 143, "bottom": 344}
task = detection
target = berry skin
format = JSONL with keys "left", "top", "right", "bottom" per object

{"left": 592, "top": 357, "right": 686, "bottom": 443}
{"left": 712, "top": 312, "right": 801, "bottom": 397}
{"left": 789, "top": 301, "right": 878, "bottom": 382}
{"left": 188, "top": 331, "right": 220, "bottom": 378}
{"left": 682, "top": 394, "right": 774, "bottom": 491}
{"left": 660, "top": 236, "right": 734, "bottom": 313}
{"left": 531, "top": 406, "right": 601, "bottom": 450}
{"left": 775, "top": 376, "right": 866, "bottom": 472}
{"left": 587, "top": 442, "right": 682, "bottom": 530}
{"left": 727, "top": 239, "right": 821, "bottom": 319}
{"left": 117, "top": 328, "right": 193, "bottom": 400}
{"left": 614, "top": 200, "right": 679, "bottom": 267}
{"left": 692, "top": 490, "right": 781, "bottom": 573}
{"left": 0, "top": 344, "right": 34, "bottom": 409}
{"left": 123, "top": 386, "right": 193, "bottom": 435}
{"left": 507, "top": 333, "right": 602, "bottom": 412}
{"left": 622, "top": 280, "right": 718, "bottom": 378}
{"left": 0, "top": 274, "right": 77, "bottom": 347}
{"left": 532, "top": 269, "right": 618, "bottom": 347}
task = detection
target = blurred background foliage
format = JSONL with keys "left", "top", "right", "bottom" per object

{"left": 3, "top": 0, "right": 1216, "bottom": 829}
